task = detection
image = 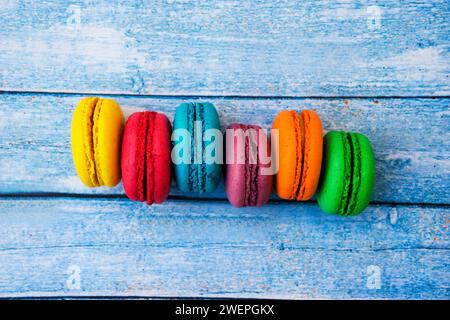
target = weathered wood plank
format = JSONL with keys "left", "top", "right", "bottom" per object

{"left": 0, "top": 0, "right": 448, "bottom": 96}
{"left": 0, "top": 93, "right": 449, "bottom": 204}
{"left": 0, "top": 198, "right": 448, "bottom": 299}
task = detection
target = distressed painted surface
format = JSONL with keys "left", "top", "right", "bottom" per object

{"left": 0, "top": 94, "right": 449, "bottom": 204}
{"left": 0, "top": 198, "right": 448, "bottom": 299}
{"left": 0, "top": 0, "right": 449, "bottom": 96}
{"left": 0, "top": 0, "right": 449, "bottom": 299}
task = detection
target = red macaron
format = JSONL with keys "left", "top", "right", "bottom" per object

{"left": 121, "top": 111, "right": 172, "bottom": 205}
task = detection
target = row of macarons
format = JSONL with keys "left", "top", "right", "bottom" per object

{"left": 71, "top": 97, "right": 375, "bottom": 216}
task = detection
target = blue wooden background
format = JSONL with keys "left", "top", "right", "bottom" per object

{"left": 0, "top": 0, "right": 449, "bottom": 299}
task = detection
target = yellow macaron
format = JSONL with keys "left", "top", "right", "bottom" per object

{"left": 71, "top": 97, "right": 124, "bottom": 187}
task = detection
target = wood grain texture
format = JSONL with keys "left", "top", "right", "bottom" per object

{"left": 0, "top": 0, "right": 449, "bottom": 300}
{"left": 0, "top": 198, "right": 448, "bottom": 299}
{"left": 0, "top": 93, "right": 449, "bottom": 204}
{"left": 0, "top": 0, "right": 449, "bottom": 96}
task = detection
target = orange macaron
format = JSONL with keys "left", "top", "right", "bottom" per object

{"left": 272, "top": 109, "right": 323, "bottom": 201}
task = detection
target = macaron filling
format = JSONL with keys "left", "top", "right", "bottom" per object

{"left": 347, "top": 133, "right": 362, "bottom": 215}
{"left": 244, "top": 124, "right": 259, "bottom": 206}
{"left": 291, "top": 111, "right": 303, "bottom": 200}
{"left": 145, "top": 112, "right": 156, "bottom": 205}
{"left": 297, "top": 110, "right": 310, "bottom": 200}
{"left": 92, "top": 99, "right": 104, "bottom": 186}
{"left": 338, "top": 132, "right": 362, "bottom": 215}
{"left": 187, "top": 103, "right": 197, "bottom": 192}
{"left": 195, "top": 103, "right": 206, "bottom": 193}
{"left": 339, "top": 132, "right": 352, "bottom": 214}
{"left": 83, "top": 97, "right": 100, "bottom": 187}
{"left": 291, "top": 110, "right": 314, "bottom": 201}
{"left": 135, "top": 112, "right": 156, "bottom": 204}
{"left": 134, "top": 112, "right": 147, "bottom": 202}
{"left": 187, "top": 103, "right": 207, "bottom": 193}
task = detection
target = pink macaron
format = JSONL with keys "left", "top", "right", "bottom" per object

{"left": 225, "top": 124, "right": 273, "bottom": 207}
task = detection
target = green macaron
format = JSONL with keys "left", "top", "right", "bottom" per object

{"left": 316, "top": 131, "right": 375, "bottom": 216}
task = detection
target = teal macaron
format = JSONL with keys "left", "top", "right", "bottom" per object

{"left": 316, "top": 131, "right": 375, "bottom": 216}
{"left": 172, "top": 102, "right": 222, "bottom": 193}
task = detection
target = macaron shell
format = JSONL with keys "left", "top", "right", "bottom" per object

{"left": 172, "top": 103, "right": 192, "bottom": 193}
{"left": 94, "top": 99, "right": 124, "bottom": 187}
{"left": 225, "top": 124, "right": 246, "bottom": 207}
{"left": 121, "top": 112, "right": 146, "bottom": 201}
{"left": 256, "top": 126, "right": 273, "bottom": 206}
{"left": 202, "top": 102, "right": 222, "bottom": 192}
{"left": 225, "top": 161, "right": 246, "bottom": 207}
{"left": 297, "top": 110, "right": 323, "bottom": 200}
{"left": 256, "top": 173, "right": 273, "bottom": 206}
{"left": 316, "top": 131, "right": 346, "bottom": 214}
{"left": 351, "top": 133, "right": 375, "bottom": 215}
{"left": 271, "top": 110, "right": 298, "bottom": 200}
{"left": 71, "top": 97, "right": 99, "bottom": 187}
{"left": 151, "top": 113, "right": 172, "bottom": 204}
